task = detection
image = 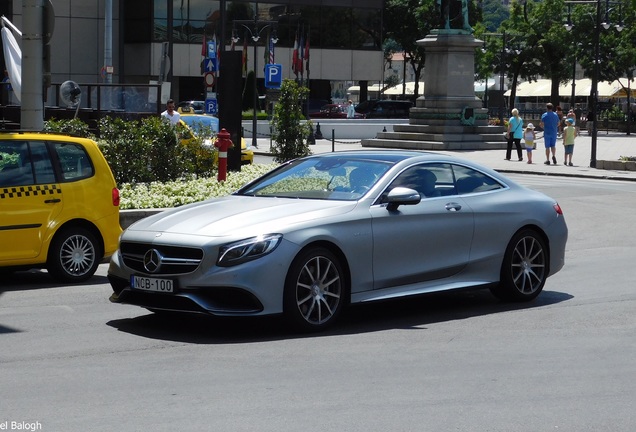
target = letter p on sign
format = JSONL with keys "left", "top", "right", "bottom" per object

{"left": 265, "top": 64, "right": 282, "bottom": 89}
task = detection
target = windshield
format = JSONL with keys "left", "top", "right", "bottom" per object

{"left": 181, "top": 116, "right": 219, "bottom": 135}
{"left": 237, "top": 157, "right": 393, "bottom": 200}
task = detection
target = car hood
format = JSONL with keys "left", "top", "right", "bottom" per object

{"left": 126, "top": 196, "right": 357, "bottom": 237}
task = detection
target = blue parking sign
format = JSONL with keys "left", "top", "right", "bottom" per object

{"left": 206, "top": 98, "right": 218, "bottom": 115}
{"left": 265, "top": 64, "right": 282, "bottom": 89}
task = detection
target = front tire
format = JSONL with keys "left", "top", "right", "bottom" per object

{"left": 48, "top": 227, "right": 101, "bottom": 283}
{"left": 284, "top": 247, "right": 346, "bottom": 332}
{"left": 491, "top": 229, "right": 548, "bottom": 302}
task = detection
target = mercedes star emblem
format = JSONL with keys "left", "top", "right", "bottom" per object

{"left": 143, "top": 249, "right": 163, "bottom": 273}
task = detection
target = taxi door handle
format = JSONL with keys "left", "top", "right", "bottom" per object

{"left": 44, "top": 198, "right": 61, "bottom": 204}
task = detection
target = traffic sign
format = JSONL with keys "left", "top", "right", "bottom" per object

{"left": 203, "top": 58, "right": 217, "bottom": 73}
{"left": 207, "top": 40, "right": 217, "bottom": 59}
{"left": 205, "top": 98, "right": 218, "bottom": 115}
{"left": 265, "top": 64, "right": 283, "bottom": 89}
{"left": 204, "top": 72, "right": 215, "bottom": 87}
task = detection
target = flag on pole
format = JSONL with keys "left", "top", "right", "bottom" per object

{"left": 298, "top": 30, "right": 305, "bottom": 76}
{"left": 1, "top": 22, "right": 22, "bottom": 102}
{"left": 269, "top": 33, "right": 275, "bottom": 64}
{"left": 264, "top": 29, "right": 270, "bottom": 66}
{"left": 292, "top": 29, "right": 299, "bottom": 77}
{"left": 304, "top": 27, "right": 310, "bottom": 76}
{"left": 242, "top": 32, "right": 248, "bottom": 77}
{"left": 201, "top": 33, "right": 206, "bottom": 56}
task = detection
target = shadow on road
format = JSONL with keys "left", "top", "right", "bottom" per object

{"left": 0, "top": 270, "right": 109, "bottom": 293}
{"left": 106, "top": 289, "right": 573, "bottom": 344}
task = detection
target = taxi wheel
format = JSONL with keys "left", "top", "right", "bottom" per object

{"left": 48, "top": 227, "right": 101, "bottom": 283}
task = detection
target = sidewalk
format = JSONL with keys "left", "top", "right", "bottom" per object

{"left": 253, "top": 131, "right": 636, "bottom": 181}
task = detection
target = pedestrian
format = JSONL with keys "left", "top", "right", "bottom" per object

{"left": 574, "top": 103, "right": 582, "bottom": 124}
{"left": 161, "top": 99, "right": 181, "bottom": 125}
{"left": 556, "top": 105, "right": 564, "bottom": 138}
{"left": 505, "top": 108, "right": 524, "bottom": 161}
{"left": 523, "top": 123, "right": 537, "bottom": 164}
{"left": 540, "top": 102, "right": 559, "bottom": 165}
{"left": 562, "top": 117, "right": 577, "bottom": 166}
{"left": 346, "top": 100, "right": 356, "bottom": 119}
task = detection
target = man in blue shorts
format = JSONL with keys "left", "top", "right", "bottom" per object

{"left": 540, "top": 103, "right": 559, "bottom": 165}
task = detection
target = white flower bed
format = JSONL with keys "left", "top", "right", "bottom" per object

{"left": 119, "top": 163, "right": 278, "bottom": 209}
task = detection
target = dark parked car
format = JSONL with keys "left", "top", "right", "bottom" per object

{"left": 356, "top": 100, "right": 413, "bottom": 119}
{"left": 309, "top": 104, "right": 364, "bottom": 119}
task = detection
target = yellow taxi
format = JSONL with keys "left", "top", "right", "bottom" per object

{"left": 178, "top": 111, "right": 253, "bottom": 165}
{"left": 0, "top": 131, "right": 121, "bottom": 282}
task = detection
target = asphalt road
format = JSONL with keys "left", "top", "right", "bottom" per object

{"left": 1, "top": 174, "right": 635, "bottom": 432}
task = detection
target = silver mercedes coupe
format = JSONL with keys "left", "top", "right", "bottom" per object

{"left": 108, "top": 150, "right": 568, "bottom": 331}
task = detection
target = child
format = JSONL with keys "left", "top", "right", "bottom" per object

{"left": 563, "top": 117, "right": 577, "bottom": 166}
{"left": 523, "top": 123, "right": 537, "bottom": 164}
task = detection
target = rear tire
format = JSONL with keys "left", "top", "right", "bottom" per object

{"left": 491, "top": 229, "right": 548, "bottom": 302}
{"left": 48, "top": 227, "right": 101, "bottom": 283}
{"left": 284, "top": 247, "right": 346, "bottom": 332}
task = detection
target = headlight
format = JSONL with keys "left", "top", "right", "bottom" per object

{"left": 217, "top": 234, "right": 283, "bottom": 267}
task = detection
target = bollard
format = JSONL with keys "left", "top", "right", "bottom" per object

{"left": 332, "top": 129, "right": 335, "bottom": 152}
{"left": 315, "top": 122, "right": 323, "bottom": 139}
{"left": 215, "top": 128, "right": 233, "bottom": 182}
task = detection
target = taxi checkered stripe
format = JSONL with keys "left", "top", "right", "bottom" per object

{"left": 0, "top": 184, "right": 61, "bottom": 199}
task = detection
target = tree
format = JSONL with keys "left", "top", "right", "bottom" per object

{"left": 270, "top": 79, "right": 312, "bottom": 163}
{"left": 384, "top": 0, "right": 438, "bottom": 98}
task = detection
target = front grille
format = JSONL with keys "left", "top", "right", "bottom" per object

{"left": 120, "top": 242, "right": 204, "bottom": 275}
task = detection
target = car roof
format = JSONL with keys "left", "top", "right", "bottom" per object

{"left": 299, "top": 150, "right": 510, "bottom": 181}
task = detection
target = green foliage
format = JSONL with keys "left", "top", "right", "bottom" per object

{"left": 385, "top": 0, "right": 438, "bottom": 97}
{"left": 270, "top": 79, "right": 312, "bottom": 163}
{"left": 43, "top": 118, "right": 94, "bottom": 138}
{"left": 97, "top": 116, "right": 216, "bottom": 185}
{"left": 602, "top": 105, "right": 626, "bottom": 121}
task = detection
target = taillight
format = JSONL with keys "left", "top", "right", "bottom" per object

{"left": 112, "top": 188, "right": 120, "bottom": 207}
{"left": 553, "top": 203, "right": 563, "bottom": 215}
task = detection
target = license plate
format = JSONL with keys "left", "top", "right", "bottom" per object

{"left": 131, "top": 275, "right": 174, "bottom": 293}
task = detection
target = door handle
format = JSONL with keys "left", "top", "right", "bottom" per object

{"left": 44, "top": 198, "right": 61, "bottom": 204}
{"left": 445, "top": 202, "right": 462, "bottom": 212}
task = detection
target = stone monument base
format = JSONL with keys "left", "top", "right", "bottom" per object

{"left": 362, "top": 31, "right": 506, "bottom": 151}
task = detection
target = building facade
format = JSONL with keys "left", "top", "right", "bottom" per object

{"left": 3, "top": 0, "right": 384, "bottom": 105}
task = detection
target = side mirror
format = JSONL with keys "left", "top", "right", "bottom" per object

{"left": 385, "top": 187, "right": 421, "bottom": 211}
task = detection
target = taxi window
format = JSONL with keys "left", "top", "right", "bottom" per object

{"left": 30, "top": 141, "right": 56, "bottom": 184}
{"left": 0, "top": 141, "right": 35, "bottom": 186}
{"left": 54, "top": 142, "right": 94, "bottom": 181}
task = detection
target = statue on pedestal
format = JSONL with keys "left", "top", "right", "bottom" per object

{"left": 437, "top": 0, "right": 472, "bottom": 33}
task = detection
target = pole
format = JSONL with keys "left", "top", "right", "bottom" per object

{"left": 21, "top": 0, "right": 44, "bottom": 130}
{"left": 571, "top": 53, "right": 576, "bottom": 108}
{"left": 499, "top": 31, "right": 506, "bottom": 126}
{"left": 627, "top": 74, "right": 631, "bottom": 136}
{"left": 252, "top": 15, "right": 258, "bottom": 149}
{"left": 590, "top": 0, "right": 601, "bottom": 168}
{"left": 104, "top": 0, "right": 112, "bottom": 84}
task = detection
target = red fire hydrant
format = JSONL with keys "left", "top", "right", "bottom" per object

{"left": 215, "top": 128, "right": 233, "bottom": 182}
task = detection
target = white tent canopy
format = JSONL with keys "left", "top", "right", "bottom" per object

{"left": 505, "top": 78, "right": 626, "bottom": 98}
{"left": 384, "top": 81, "right": 425, "bottom": 95}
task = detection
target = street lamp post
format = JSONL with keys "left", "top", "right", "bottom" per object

{"left": 565, "top": 0, "right": 623, "bottom": 168}
{"left": 232, "top": 16, "right": 278, "bottom": 149}
{"left": 483, "top": 31, "right": 508, "bottom": 125}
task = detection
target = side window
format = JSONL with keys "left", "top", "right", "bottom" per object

{"left": 453, "top": 165, "right": 504, "bottom": 195}
{"left": 53, "top": 142, "right": 94, "bottom": 181}
{"left": 0, "top": 141, "right": 34, "bottom": 187}
{"left": 385, "top": 163, "right": 451, "bottom": 199}
{"left": 30, "top": 141, "right": 56, "bottom": 184}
